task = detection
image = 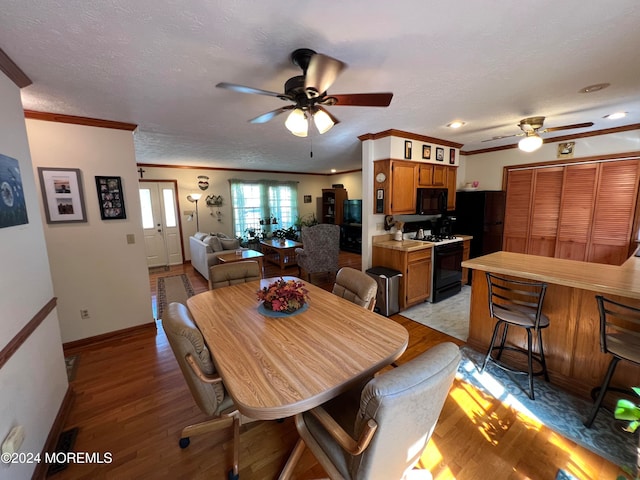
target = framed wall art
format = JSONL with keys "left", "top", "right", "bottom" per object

{"left": 95, "top": 176, "right": 127, "bottom": 220}
{"left": 38, "top": 167, "right": 87, "bottom": 224}
{"left": 404, "top": 140, "right": 412, "bottom": 159}
{"left": 436, "top": 147, "right": 444, "bottom": 162}
{"left": 422, "top": 144, "right": 431, "bottom": 160}
{"left": 0, "top": 154, "right": 29, "bottom": 229}
{"left": 449, "top": 148, "right": 456, "bottom": 165}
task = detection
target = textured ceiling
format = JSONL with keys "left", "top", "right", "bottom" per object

{"left": 2, "top": 1, "right": 640, "bottom": 173}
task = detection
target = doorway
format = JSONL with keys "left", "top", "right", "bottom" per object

{"left": 139, "top": 181, "right": 184, "bottom": 267}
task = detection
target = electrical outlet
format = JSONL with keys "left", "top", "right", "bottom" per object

{"left": 126, "top": 234, "right": 135, "bottom": 244}
{"left": 80, "top": 309, "right": 90, "bottom": 319}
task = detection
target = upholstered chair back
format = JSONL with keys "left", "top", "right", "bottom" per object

{"left": 296, "top": 224, "right": 340, "bottom": 279}
{"left": 162, "top": 302, "right": 233, "bottom": 416}
{"left": 332, "top": 267, "right": 378, "bottom": 310}
{"left": 209, "top": 260, "right": 261, "bottom": 290}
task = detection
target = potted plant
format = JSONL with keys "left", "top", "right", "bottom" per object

{"left": 615, "top": 387, "right": 640, "bottom": 480}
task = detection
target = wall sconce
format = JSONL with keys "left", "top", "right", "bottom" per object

{"left": 187, "top": 193, "right": 202, "bottom": 231}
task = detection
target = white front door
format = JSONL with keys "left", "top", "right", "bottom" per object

{"left": 139, "top": 181, "right": 183, "bottom": 267}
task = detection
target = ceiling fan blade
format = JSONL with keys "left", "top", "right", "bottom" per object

{"left": 249, "top": 106, "right": 294, "bottom": 124}
{"left": 327, "top": 93, "right": 394, "bottom": 107}
{"left": 216, "top": 82, "right": 286, "bottom": 98}
{"left": 542, "top": 122, "right": 594, "bottom": 133}
{"left": 304, "top": 54, "right": 346, "bottom": 98}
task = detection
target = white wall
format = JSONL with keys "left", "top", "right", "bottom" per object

{"left": 0, "top": 73, "right": 68, "bottom": 480}
{"left": 139, "top": 166, "right": 361, "bottom": 258}
{"left": 26, "top": 120, "right": 153, "bottom": 343}
{"left": 461, "top": 131, "right": 640, "bottom": 190}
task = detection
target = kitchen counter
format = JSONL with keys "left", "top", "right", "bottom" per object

{"left": 462, "top": 250, "right": 640, "bottom": 398}
{"left": 372, "top": 239, "right": 434, "bottom": 252}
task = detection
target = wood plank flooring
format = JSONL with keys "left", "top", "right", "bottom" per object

{"left": 56, "top": 253, "right": 626, "bottom": 479}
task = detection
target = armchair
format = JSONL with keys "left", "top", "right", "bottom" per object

{"left": 279, "top": 342, "right": 461, "bottom": 480}
{"left": 295, "top": 224, "right": 340, "bottom": 281}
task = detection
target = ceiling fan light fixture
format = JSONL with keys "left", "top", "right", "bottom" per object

{"left": 313, "top": 108, "right": 335, "bottom": 134}
{"left": 518, "top": 134, "right": 543, "bottom": 152}
{"left": 285, "top": 108, "right": 308, "bottom": 137}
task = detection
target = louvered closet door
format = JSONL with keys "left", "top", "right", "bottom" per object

{"left": 528, "top": 167, "right": 563, "bottom": 257}
{"left": 555, "top": 163, "right": 598, "bottom": 261}
{"left": 503, "top": 169, "right": 534, "bottom": 253}
{"left": 588, "top": 159, "right": 640, "bottom": 265}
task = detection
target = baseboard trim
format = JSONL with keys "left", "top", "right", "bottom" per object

{"left": 31, "top": 385, "right": 75, "bottom": 480}
{"left": 62, "top": 322, "right": 156, "bottom": 356}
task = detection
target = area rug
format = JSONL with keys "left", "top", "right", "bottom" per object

{"left": 64, "top": 355, "right": 78, "bottom": 382}
{"left": 458, "top": 346, "right": 638, "bottom": 472}
{"left": 400, "top": 285, "right": 471, "bottom": 341}
{"left": 156, "top": 274, "right": 195, "bottom": 320}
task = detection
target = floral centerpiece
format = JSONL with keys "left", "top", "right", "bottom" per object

{"left": 257, "top": 278, "right": 309, "bottom": 313}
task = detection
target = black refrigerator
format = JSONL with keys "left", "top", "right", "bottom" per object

{"left": 455, "top": 190, "right": 506, "bottom": 264}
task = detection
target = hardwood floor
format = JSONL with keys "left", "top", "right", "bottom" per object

{"left": 56, "top": 253, "right": 625, "bottom": 479}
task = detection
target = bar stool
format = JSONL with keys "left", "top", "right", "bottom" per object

{"left": 583, "top": 295, "right": 640, "bottom": 428}
{"left": 480, "top": 272, "right": 549, "bottom": 400}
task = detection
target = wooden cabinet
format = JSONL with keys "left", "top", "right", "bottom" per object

{"left": 503, "top": 159, "right": 640, "bottom": 266}
{"left": 417, "top": 164, "right": 446, "bottom": 187}
{"left": 461, "top": 238, "right": 471, "bottom": 284}
{"left": 588, "top": 159, "right": 640, "bottom": 264}
{"left": 445, "top": 166, "right": 457, "bottom": 210}
{"left": 372, "top": 245, "right": 432, "bottom": 310}
{"left": 373, "top": 159, "right": 417, "bottom": 214}
{"left": 321, "top": 188, "right": 348, "bottom": 225}
{"left": 555, "top": 163, "right": 598, "bottom": 261}
{"left": 528, "top": 167, "right": 564, "bottom": 257}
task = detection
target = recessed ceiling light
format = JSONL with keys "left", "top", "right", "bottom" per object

{"left": 447, "top": 121, "right": 466, "bottom": 129}
{"left": 579, "top": 83, "right": 610, "bottom": 93}
{"left": 330, "top": 169, "right": 337, "bottom": 173}
{"left": 604, "top": 112, "right": 627, "bottom": 120}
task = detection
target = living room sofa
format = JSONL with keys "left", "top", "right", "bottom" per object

{"left": 189, "top": 232, "right": 246, "bottom": 280}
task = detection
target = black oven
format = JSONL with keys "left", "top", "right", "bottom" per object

{"left": 432, "top": 242, "right": 463, "bottom": 302}
{"left": 416, "top": 188, "right": 447, "bottom": 215}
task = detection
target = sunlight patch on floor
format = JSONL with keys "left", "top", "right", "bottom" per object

{"left": 418, "top": 440, "right": 454, "bottom": 480}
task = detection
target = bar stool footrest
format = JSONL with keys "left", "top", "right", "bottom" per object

{"left": 486, "top": 346, "right": 547, "bottom": 377}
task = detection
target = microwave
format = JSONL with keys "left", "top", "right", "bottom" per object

{"left": 416, "top": 188, "right": 448, "bottom": 215}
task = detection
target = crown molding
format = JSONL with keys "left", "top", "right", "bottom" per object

{"left": 136, "top": 163, "right": 362, "bottom": 176}
{"left": 358, "top": 129, "right": 464, "bottom": 149}
{"left": 24, "top": 110, "right": 137, "bottom": 131}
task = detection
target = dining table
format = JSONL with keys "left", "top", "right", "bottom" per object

{"left": 186, "top": 276, "right": 409, "bottom": 420}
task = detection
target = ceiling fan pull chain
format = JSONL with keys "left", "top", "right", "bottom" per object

{"left": 310, "top": 137, "right": 313, "bottom": 158}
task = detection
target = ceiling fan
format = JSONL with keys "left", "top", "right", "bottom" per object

{"left": 483, "top": 116, "right": 594, "bottom": 152}
{"left": 216, "top": 48, "right": 393, "bottom": 137}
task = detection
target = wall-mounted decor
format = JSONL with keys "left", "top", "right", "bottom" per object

{"left": 303, "top": 195, "right": 312, "bottom": 203}
{"left": 404, "top": 140, "right": 412, "bottom": 159}
{"left": 449, "top": 148, "right": 456, "bottom": 165}
{"left": 557, "top": 142, "right": 575, "bottom": 158}
{"left": 95, "top": 176, "right": 126, "bottom": 220}
{"left": 205, "top": 194, "right": 223, "bottom": 207}
{"left": 436, "top": 147, "right": 444, "bottom": 162}
{"left": 422, "top": 145, "right": 431, "bottom": 160}
{"left": 197, "top": 175, "right": 210, "bottom": 190}
{"left": 0, "top": 154, "right": 28, "bottom": 229}
{"left": 38, "top": 167, "right": 87, "bottom": 224}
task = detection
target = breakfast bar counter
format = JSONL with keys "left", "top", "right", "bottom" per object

{"left": 462, "top": 250, "right": 640, "bottom": 398}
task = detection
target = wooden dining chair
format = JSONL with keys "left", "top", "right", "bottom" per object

{"left": 278, "top": 342, "right": 461, "bottom": 480}
{"left": 209, "top": 260, "right": 261, "bottom": 290}
{"left": 332, "top": 267, "right": 378, "bottom": 311}
{"left": 163, "top": 302, "right": 251, "bottom": 480}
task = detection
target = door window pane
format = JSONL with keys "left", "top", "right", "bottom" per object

{"left": 140, "top": 189, "right": 153, "bottom": 229}
{"left": 163, "top": 189, "right": 177, "bottom": 227}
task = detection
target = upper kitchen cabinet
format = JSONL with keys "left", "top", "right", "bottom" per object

{"left": 373, "top": 159, "right": 417, "bottom": 214}
{"left": 417, "top": 164, "right": 446, "bottom": 187}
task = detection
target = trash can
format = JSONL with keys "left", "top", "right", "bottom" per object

{"left": 366, "top": 267, "right": 402, "bottom": 317}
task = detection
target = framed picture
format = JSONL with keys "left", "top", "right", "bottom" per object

{"left": 38, "top": 167, "right": 87, "bottom": 224}
{"left": 436, "top": 147, "right": 444, "bottom": 162}
{"left": 449, "top": 148, "right": 456, "bottom": 165}
{"left": 422, "top": 144, "right": 431, "bottom": 160}
{"left": 95, "top": 176, "right": 127, "bottom": 220}
{"left": 303, "top": 195, "right": 312, "bottom": 203}
{"left": 404, "top": 140, "right": 412, "bottom": 159}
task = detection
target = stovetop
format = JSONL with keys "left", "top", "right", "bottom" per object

{"left": 413, "top": 234, "right": 463, "bottom": 245}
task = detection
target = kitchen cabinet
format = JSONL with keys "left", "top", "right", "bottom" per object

{"left": 373, "top": 159, "right": 417, "bottom": 214}
{"left": 461, "top": 238, "right": 471, "bottom": 284}
{"left": 372, "top": 244, "right": 432, "bottom": 310}
{"left": 502, "top": 159, "right": 640, "bottom": 266}
{"left": 321, "top": 188, "right": 348, "bottom": 225}
{"left": 417, "top": 164, "right": 446, "bottom": 187}
{"left": 445, "top": 166, "right": 457, "bottom": 210}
